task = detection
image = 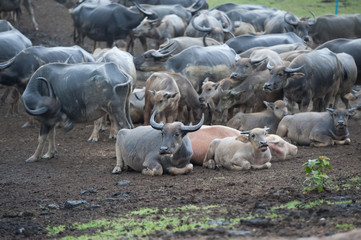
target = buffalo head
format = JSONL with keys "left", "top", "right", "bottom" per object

{"left": 327, "top": 108, "right": 355, "bottom": 131}
{"left": 150, "top": 110, "right": 204, "bottom": 156}
{"left": 263, "top": 62, "right": 304, "bottom": 91}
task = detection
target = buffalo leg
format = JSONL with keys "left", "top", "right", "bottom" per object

{"left": 23, "top": 0, "right": 39, "bottom": 30}
{"left": 251, "top": 162, "right": 272, "bottom": 169}
{"left": 88, "top": 117, "right": 103, "bottom": 142}
{"left": 112, "top": 142, "right": 124, "bottom": 174}
{"left": 202, "top": 140, "right": 220, "bottom": 169}
{"left": 142, "top": 156, "right": 163, "bottom": 176}
{"left": 26, "top": 124, "right": 53, "bottom": 163}
{"left": 334, "top": 138, "right": 351, "bottom": 145}
{"left": 167, "top": 163, "right": 193, "bottom": 175}
{"left": 42, "top": 128, "right": 57, "bottom": 159}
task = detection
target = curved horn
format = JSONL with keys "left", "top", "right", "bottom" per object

{"left": 132, "top": 0, "right": 155, "bottom": 17}
{"left": 150, "top": 110, "right": 164, "bottom": 130}
{"left": 251, "top": 56, "right": 267, "bottom": 64}
{"left": 267, "top": 61, "right": 274, "bottom": 70}
{"left": 284, "top": 65, "right": 304, "bottom": 73}
{"left": 148, "top": 16, "right": 160, "bottom": 24}
{"left": 191, "top": 15, "right": 212, "bottom": 32}
{"left": 307, "top": 10, "right": 317, "bottom": 25}
{"left": 180, "top": 113, "right": 204, "bottom": 132}
{"left": 23, "top": 77, "right": 54, "bottom": 116}
{"left": 188, "top": 0, "right": 204, "bottom": 14}
{"left": 222, "top": 15, "right": 233, "bottom": 33}
{"left": 284, "top": 12, "right": 298, "bottom": 26}
{"left": 151, "top": 47, "right": 177, "bottom": 58}
{"left": 0, "top": 56, "right": 16, "bottom": 69}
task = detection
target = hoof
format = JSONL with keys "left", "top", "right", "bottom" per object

{"left": 112, "top": 166, "right": 121, "bottom": 174}
{"left": 88, "top": 137, "right": 98, "bottom": 142}
{"left": 42, "top": 152, "right": 56, "bottom": 159}
{"left": 25, "top": 156, "right": 38, "bottom": 163}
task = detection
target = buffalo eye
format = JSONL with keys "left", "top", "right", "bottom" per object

{"left": 159, "top": 100, "right": 163, "bottom": 103}
{"left": 207, "top": 88, "right": 211, "bottom": 92}
{"left": 251, "top": 134, "right": 256, "bottom": 139}
{"left": 278, "top": 72, "right": 283, "bottom": 77}
{"left": 174, "top": 132, "right": 180, "bottom": 137}
{"left": 275, "top": 106, "right": 279, "bottom": 109}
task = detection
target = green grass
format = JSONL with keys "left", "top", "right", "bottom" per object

{"left": 207, "top": 0, "right": 361, "bottom": 16}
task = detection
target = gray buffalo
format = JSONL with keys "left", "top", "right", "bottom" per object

{"left": 112, "top": 110, "right": 204, "bottom": 176}
{"left": 264, "top": 48, "right": 342, "bottom": 112}
{"left": 276, "top": 108, "right": 355, "bottom": 147}
{"left": 22, "top": 62, "right": 133, "bottom": 163}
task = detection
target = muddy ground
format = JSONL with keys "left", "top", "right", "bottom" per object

{"left": 0, "top": 0, "right": 361, "bottom": 239}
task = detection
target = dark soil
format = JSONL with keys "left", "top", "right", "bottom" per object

{"left": 1, "top": 1, "right": 361, "bottom": 239}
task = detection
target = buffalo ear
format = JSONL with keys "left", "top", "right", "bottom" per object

{"left": 264, "top": 101, "right": 274, "bottom": 110}
{"left": 236, "top": 134, "right": 249, "bottom": 143}
{"left": 348, "top": 108, "right": 356, "bottom": 117}
{"left": 212, "top": 83, "right": 220, "bottom": 90}
{"left": 290, "top": 72, "right": 304, "bottom": 79}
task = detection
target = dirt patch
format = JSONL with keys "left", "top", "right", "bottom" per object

{"left": 1, "top": 1, "right": 361, "bottom": 239}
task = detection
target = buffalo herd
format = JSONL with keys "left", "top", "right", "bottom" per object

{"left": 0, "top": 0, "right": 360, "bottom": 175}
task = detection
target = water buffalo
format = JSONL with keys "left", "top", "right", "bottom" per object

{"left": 144, "top": 72, "right": 181, "bottom": 125}
{"left": 112, "top": 110, "right": 204, "bottom": 176}
{"left": 71, "top": 3, "right": 145, "bottom": 50}
{"left": 276, "top": 108, "right": 355, "bottom": 147}
{"left": 21, "top": 62, "right": 133, "bottom": 163}
{"left": 308, "top": 14, "right": 361, "bottom": 47}
{"left": 0, "top": 20, "right": 32, "bottom": 62}
{"left": 132, "top": 14, "right": 186, "bottom": 49}
{"left": 264, "top": 10, "right": 316, "bottom": 42}
{"left": 225, "top": 32, "right": 306, "bottom": 54}
{"left": 188, "top": 125, "right": 239, "bottom": 165}
{"left": 264, "top": 48, "right": 342, "bottom": 112}
{"left": 227, "top": 100, "right": 288, "bottom": 133}
{"left": 316, "top": 38, "right": 361, "bottom": 85}
{"left": 134, "top": 44, "right": 238, "bottom": 92}
{"left": 203, "top": 127, "right": 272, "bottom": 170}
{"left": 231, "top": 49, "right": 283, "bottom": 81}
{"left": 185, "top": 10, "right": 233, "bottom": 43}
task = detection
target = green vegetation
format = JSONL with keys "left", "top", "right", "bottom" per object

{"left": 207, "top": 0, "right": 361, "bottom": 16}
{"left": 46, "top": 198, "right": 360, "bottom": 239}
{"left": 303, "top": 156, "right": 333, "bottom": 193}
{"left": 336, "top": 223, "right": 356, "bottom": 230}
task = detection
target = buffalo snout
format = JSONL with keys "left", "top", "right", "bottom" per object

{"left": 263, "top": 82, "right": 273, "bottom": 91}
{"left": 259, "top": 141, "right": 269, "bottom": 151}
{"left": 199, "top": 96, "right": 205, "bottom": 102}
{"left": 159, "top": 146, "right": 171, "bottom": 155}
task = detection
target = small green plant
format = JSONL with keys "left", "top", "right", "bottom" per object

{"left": 303, "top": 156, "right": 333, "bottom": 193}
{"left": 336, "top": 223, "right": 355, "bottom": 230}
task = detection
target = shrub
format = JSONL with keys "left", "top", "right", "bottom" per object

{"left": 303, "top": 156, "right": 333, "bottom": 193}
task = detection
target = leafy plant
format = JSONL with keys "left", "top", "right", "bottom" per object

{"left": 303, "top": 156, "right": 333, "bottom": 193}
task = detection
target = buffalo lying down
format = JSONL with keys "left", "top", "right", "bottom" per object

{"left": 113, "top": 110, "right": 204, "bottom": 176}
{"left": 276, "top": 108, "right": 355, "bottom": 147}
{"left": 203, "top": 128, "right": 272, "bottom": 170}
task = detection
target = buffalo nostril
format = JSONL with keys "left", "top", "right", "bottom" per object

{"left": 230, "top": 72, "right": 238, "bottom": 78}
{"left": 304, "top": 36, "right": 310, "bottom": 42}
{"left": 199, "top": 96, "right": 204, "bottom": 101}
{"left": 160, "top": 146, "right": 168, "bottom": 151}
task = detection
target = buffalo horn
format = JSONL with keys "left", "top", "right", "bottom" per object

{"left": 251, "top": 56, "right": 267, "bottom": 64}
{"left": 151, "top": 47, "right": 177, "bottom": 58}
{"left": 150, "top": 110, "right": 164, "bottom": 130}
{"left": 266, "top": 61, "right": 274, "bottom": 70}
{"left": 0, "top": 56, "right": 16, "bottom": 69}
{"left": 307, "top": 10, "right": 317, "bottom": 25}
{"left": 284, "top": 65, "right": 304, "bottom": 73}
{"left": 191, "top": 15, "right": 212, "bottom": 32}
{"left": 188, "top": 0, "right": 204, "bottom": 14}
{"left": 284, "top": 12, "right": 298, "bottom": 26}
{"left": 222, "top": 15, "right": 233, "bottom": 33}
{"left": 180, "top": 113, "right": 204, "bottom": 132}
{"left": 132, "top": 0, "right": 156, "bottom": 18}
